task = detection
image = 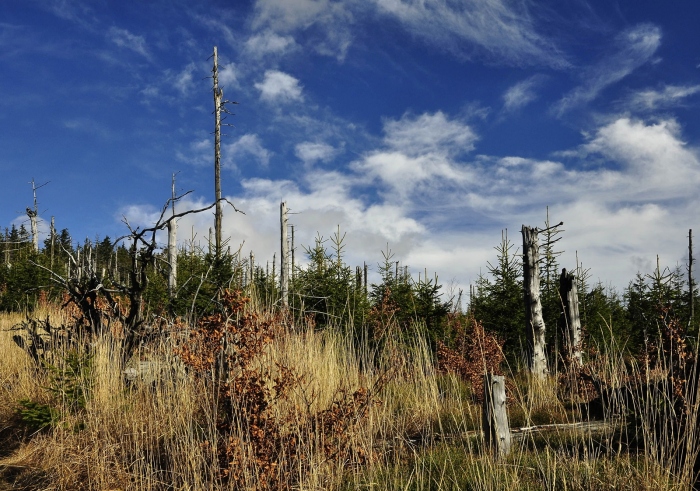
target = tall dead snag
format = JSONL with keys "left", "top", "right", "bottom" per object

{"left": 50, "top": 216, "right": 55, "bottom": 269}
{"left": 483, "top": 373, "right": 511, "bottom": 458}
{"left": 559, "top": 268, "right": 582, "bottom": 367}
{"left": 167, "top": 173, "right": 178, "bottom": 298}
{"left": 213, "top": 46, "right": 223, "bottom": 259}
{"left": 689, "top": 229, "right": 694, "bottom": 328}
{"left": 522, "top": 225, "right": 548, "bottom": 378}
{"left": 211, "top": 47, "right": 238, "bottom": 259}
{"left": 27, "top": 178, "right": 47, "bottom": 252}
{"left": 280, "top": 201, "right": 289, "bottom": 308}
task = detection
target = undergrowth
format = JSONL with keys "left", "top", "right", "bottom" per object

{"left": 1, "top": 298, "right": 700, "bottom": 490}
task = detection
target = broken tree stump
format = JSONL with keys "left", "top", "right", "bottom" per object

{"left": 483, "top": 373, "right": 511, "bottom": 458}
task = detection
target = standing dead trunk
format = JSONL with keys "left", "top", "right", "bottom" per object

{"left": 522, "top": 225, "right": 548, "bottom": 378}
{"left": 364, "top": 262, "right": 368, "bottom": 293}
{"left": 291, "top": 225, "right": 295, "bottom": 282}
{"left": 690, "top": 229, "right": 694, "bottom": 328}
{"left": 213, "top": 46, "right": 223, "bottom": 259}
{"left": 50, "top": 216, "right": 55, "bottom": 269}
{"left": 168, "top": 174, "right": 178, "bottom": 298}
{"left": 483, "top": 373, "right": 511, "bottom": 457}
{"left": 559, "top": 268, "right": 582, "bottom": 367}
{"left": 280, "top": 202, "right": 289, "bottom": 308}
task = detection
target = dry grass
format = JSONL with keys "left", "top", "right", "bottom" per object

{"left": 1, "top": 302, "right": 699, "bottom": 490}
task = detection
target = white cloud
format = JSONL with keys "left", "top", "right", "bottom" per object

{"left": 626, "top": 84, "right": 700, "bottom": 111}
{"left": 107, "top": 27, "right": 150, "bottom": 59}
{"left": 173, "top": 62, "right": 197, "bottom": 95}
{"left": 295, "top": 142, "right": 337, "bottom": 164}
{"left": 255, "top": 70, "right": 304, "bottom": 103}
{"left": 250, "top": 0, "right": 355, "bottom": 61}
{"left": 372, "top": 0, "right": 568, "bottom": 67}
{"left": 502, "top": 75, "right": 542, "bottom": 111}
{"left": 245, "top": 30, "right": 296, "bottom": 58}
{"left": 578, "top": 117, "right": 700, "bottom": 198}
{"left": 224, "top": 134, "right": 272, "bottom": 170}
{"left": 352, "top": 112, "right": 478, "bottom": 199}
{"left": 383, "top": 111, "right": 478, "bottom": 156}
{"left": 554, "top": 24, "right": 661, "bottom": 115}
{"left": 176, "top": 138, "right": 211, "bottom": 167}
{"left": 218, "top": 63, "right": 238, "bottom": 89}
{"left": 122, "top": 112, "right": 700, "bottom": 297}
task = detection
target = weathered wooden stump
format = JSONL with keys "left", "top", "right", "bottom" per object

{"left": 483, "top": 373, "right": 511, "bottom": 458}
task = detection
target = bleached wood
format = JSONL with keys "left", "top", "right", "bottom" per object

{"left": 522, "top": 225, "right": 548, "bottom": 378}
{"left": 280, "top": 201, "right": 289, "bottom": 307}
{"left": 560, "top": 268, "right": 582, "bottom": 366}
{"left": 213, "top": 46, "right": 223, "bottom": 258}
{"left": 483, "top": 373, "right": 511, "bottom": 457}
{"left": 168, "top": 173, "right": 177, "bottom": 298}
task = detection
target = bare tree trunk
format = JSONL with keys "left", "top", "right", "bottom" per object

{"left": 50, "top": 216, "right": 55, "bottom": 269}
{"left": 168, "top": 173, "right": 178, "bottom": 298}
{"left": 690, "top": 229, "right": 695, "bottom": 328}
{"left": 213, "top": 47, "right": 223, "bottom": 259}
{"left": 364, "top": 262, "right": 368, "bottom": 293}
{"left": 291, "top": 225, "right": 295, "bottom": 281}
{"left": 522, "top": 225, "right": 548, "bottom": 378}
{"left": 483, "top": 373, "right": 511, "bottom": 458}
{"left": 559, "top": 268, "right": 582, "bottom": 367}
{"left": 28, "top": 179, "right": 39, "bottom": 253}
{"left": 280, "top": 201, "right": 289, "bottom": 308}
{"left": 4, "top": 228, "right": 10, "bottom": 267}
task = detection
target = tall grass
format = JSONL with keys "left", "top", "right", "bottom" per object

{"left": 1, "top": 302, "right": 699, "bottom": 490}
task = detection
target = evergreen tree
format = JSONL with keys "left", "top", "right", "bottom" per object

{"left": 540, "top": 210, "right": 564, "bottom": 359}
{"left": 470, "top": 230, "right": 524, "bottom": 365}
{"left": 292, "top": 230, "right": 369, "bottom": 330}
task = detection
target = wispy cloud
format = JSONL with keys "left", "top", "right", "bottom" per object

{"left": 172, "top": 62, "right": 197, "bottom": 95}
{"left": 372, "top": 0, "right": 568, "bottom": 67}
{"left": 353, "top": 112, "right": 478, "bottom": 200}
{"left": 295, "top": 142, "right": 338, "bottom": 165}
{"left": 383, "top": 111, "right": 478, "bottom": 157}
{"left": 224, "top": 134, "right": 272, "bottom": 170}
{"left": 502, "top": 75, "right": 544, "bottom": 112}
{"left": 250, "top": 0, "right": 355, "bottom": 61}
{"left": 255, "top": 70, "right": 304, "bottom": 103}
{"left": 44, "top": 0, "right": 97, "bottom": 30}
{"left": 625, "top": 84, "right": 700, "bottom": 111}
{"left": 244, "top": 30, "right": 297, "bottom": 58}
{"left": 107, "top": 27, "right": 150, "bottom": 60}
{"left": 553, "top": 24, "right": 661, "bottom": 115}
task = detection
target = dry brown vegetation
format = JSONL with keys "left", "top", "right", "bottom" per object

{"left": 1, "top": 297, "right": 700, "bottom": 490}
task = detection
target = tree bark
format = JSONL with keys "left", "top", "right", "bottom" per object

{"left": 483, "top": 373, "right": 511, "bottom": 457}
{"left": 522, "top": 225, "right": 548, "bottom": 378}
{"left": 213, "top": 46, "right": 223, "bottom": 259}
{"left": 559, "top": 268, "right": 582, "bottom": 367}
{"left": 168, "top": 173, "right": 178, "bottom": 298}
{"left": 280, "top": 201, "right": 289, "bottom": 308}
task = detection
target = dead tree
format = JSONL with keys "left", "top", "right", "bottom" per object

{"left": 280, "top": 201, "right": 289, "bottom": 308}
{"left": 167, "top": 173, "right": 178, "bottom": 298}
{"left": 689, "top": 229, "right": 695, "bottom": 329}
{"left": 27, "top": 179, "right": 48, "bottom": 253}
{"left": 213, "top": 46, "right": 223, "bottom": 258}
{"left": 559, "top": 268, "right": 583, "bottom": 367}
{"left": 211, "top": 46, "right": 238, "bottom": 259}
{"left": 522, "top": 225, "right": 548, "bottom": 378}
{"left": 483, "top": 373, "right": 511, "bottom": 457}
{"left": 29, "top": 192, "right": 242, "bottom": 363}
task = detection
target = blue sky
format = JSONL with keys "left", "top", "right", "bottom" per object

{"left": 1, "top": 0, "right": 699, "bottom": 294}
